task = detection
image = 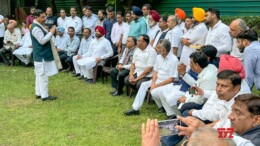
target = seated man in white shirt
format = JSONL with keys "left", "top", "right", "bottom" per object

{"left": 185, "top": 55, "right": 251, "bottom": 121}
{"left": 72, "top": 28, "right": 93, "bottom": 78}
{"left": 12, "top": 31, "right": 32, "bottom": 66}
{"left": 0, "top": 24, "right": 21, "bottom": 65}
{"left": 58, "top": 26, "right": 80, "bottom": 71}
{"left": 124, "top": 39, "right": 178, "bottom": 116}
{"left": 124, "top": 34, "right": 157, "bottom": 91}
{"left": 76, "top": 26, "right": 113, "bottom": 83}
{"left": 153, "top": 52, "right": 218, "bottom": 119}
{"left": 55, "top": 26, "right": 68, "bottom": 52}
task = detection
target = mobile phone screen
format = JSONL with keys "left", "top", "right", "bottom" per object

{"left": 158, "top": 119, "right": 180, "bottom": 136}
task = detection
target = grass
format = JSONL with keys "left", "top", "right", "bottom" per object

{"left": 1, "top": 65, "right": 259, "bottom": 146}
{"left": 0, "top": 65, "right": 165, "bottom": 146}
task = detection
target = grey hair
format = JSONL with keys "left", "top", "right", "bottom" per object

{"left": 159, "top": 39, "right": 171, "bottom": 53}
{"left": 188, "top": 127, "right": 236, "bottom": 146}
{"left": 236, "top": 19, "right": 247, "bottom": 31}
{"left": 168, "top": 15, "right": 179, "bottom": 25}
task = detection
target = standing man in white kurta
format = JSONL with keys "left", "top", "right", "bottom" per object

{"left": 124, "top": 39, "right": 178, "bottom": 116}
{"left": 76, "top": 26, "right": 113, "bottom": 83}
{"left": 31, "top": 9, "right": 58, "bottom": 101}
{"left": 204, "top": 8, "right": 232, "bottom": 57}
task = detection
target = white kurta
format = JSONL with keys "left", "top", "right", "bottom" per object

{"left": 147, "top": 24, "right": 160, "bottom": 42}
{"left": 180, "top": 22, "right": 208, "bottom": 66}
{"left": 205, "top": 20, "right": 232, "bottom": 57}
{"left": 164, "top": 25, "right": 183, "bottom": 57}
{"left": 13, "top": 32, "right": 33, "bottom": 64}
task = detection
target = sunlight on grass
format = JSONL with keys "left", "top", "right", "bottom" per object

{"left": 0, "top": 66, "right": 165, "bottom": 146}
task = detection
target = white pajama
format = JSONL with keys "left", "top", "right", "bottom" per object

{"left": 13, "top": 47, "right": 32, "bottom": 65}
{"left": 152, "top": 84, "right": 185, "bottom": 116}
{"left": 34, "top": 60, "right": 58, "bottom": 98}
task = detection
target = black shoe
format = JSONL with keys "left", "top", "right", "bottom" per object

{"left": 112, "top": 91, "right": 123, "bottom": 96}
{"left": 41, "top": 96, "right": 57, "bottom": 101}
{"left": 124, "top": 109, "right": 140, "bottom": 116}
{"left": 72, "top": 73, "right": 80, "bottom": 77}
{"left": 35, "top": 95, "right": 41, "bottom": 99}
{"left": 78, "top": 76, "right": 84, "bottom": 80}
{"left": 86, "top": 79, "right": 93, "bottom": 83}
{"left": 158, "top": 107, "right": 166, "bottom": 113}
{"left": 167, "top": 114, "right": 177, "bottom": 119}
{"left": 109, "top": 89, "right": 117, "bottom": 94}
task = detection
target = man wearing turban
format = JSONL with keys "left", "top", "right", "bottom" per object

{"left": 180, "top": 7, "right": 208, "bottom": 66}
{"left": 76, "top": 26, "right": 113, "bottom": 83}
{"left": 175, "top": 8, "right": 186, "bottom": 32}
{"left": 147, "top": 10, "right": 160, "bottom": 42}
{"left": 128, "top": 6, "right": 147, "bottom": 39}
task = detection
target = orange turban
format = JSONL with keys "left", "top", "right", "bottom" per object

{"left": 95, "top": 26, "right": 106, "bottom": 36}
{"left": 175, "top": 8, "right": 186, "bottom": 20}
{"left": 219, "top": 54, "right": 246, "bottom": 79}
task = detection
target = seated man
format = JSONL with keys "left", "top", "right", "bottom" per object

{"left": 59, "top": 26, "right": 80, "bottom": 71}
{"left": 12, "top": 31, "right": 32, "bottom": 66}
{"left": 72, "top": 28, "right": 93, "bottom": 78}
{"left": 76, "top": 26, "right": 113, "bottom": 83}
{"left": 110, "top": 36, "right": 137, "bottom": 96}
{"left": 55, "top": 26, "right": 68, "bottom": 53}
{"left": 124, "top": 34, "right": 157, "bottom": 91}
{"left": 124, "top": 39, "right": 178, "bottom": 116}
{"left": 0, "top": 24, "right": 21, "bottom": 65}
{"left": 152, "top": 52, "right": 218, "bottom": 119}
{"left": 185, "top": 55, "right": 251, "bottom": 120}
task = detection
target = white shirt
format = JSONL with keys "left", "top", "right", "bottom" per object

{"left": 4, "top": 28, "right": 22, "bottom": 45}
{"left": 180, "top": 22, "right": 208, "bottom": 66}
{"left": 57, "top": 16, "right": 69, "bottom": 31}
{"left": 0, "top": 15, "right": 5, "bottom": 37}
{"left": 152, "top": 29, "right": 169, "bottom": 48}
{"left": 132, "top": 45, "right": 157, "bottom": 77}
{"left": 192, "top": 80, "right": 251, "bottom": 121}
{"left": 55, "top": 34, "right": 68, "bottom": 49}
{"left": 165, "top": 25, "right": 183, "bottom": 57}
{"left": 67, "top": 16, "right": 82, "bottom": 35}
{"left": 154, "top": 53, "right": 178, "bottom": 82}
{"left": 230, "top": 38, "right": 243, "bottom": 61}
{"left": 184, "top": 64, "right": 218, "bottom": 104}
{"left": 178, "top": 21, "right": 186, "bottom": 33}
{"left": 111, "top": 22, "right": 125, "bottom": 44}
{"left": 147, "top": 24, "right": 160, "bottom": 42}
{"left": 82, "top": 15, "right": 97, "bottom": 36}
{"left": 77, "top": 36, "right": 93, "bottom": 55}
{"left": 122, "top": 22, "right": 131, "bottom": 45}
{"left": 19, "top": 32, "right": 32, "bottom": 48}
{"left": 64, "top": 35, "right": 80, "bottom": 56}
{"left": 84, "top": 36, "right": 113, "bottom": 59}
{"left": 205, "top": 20, "right": 232, "bottom": 57}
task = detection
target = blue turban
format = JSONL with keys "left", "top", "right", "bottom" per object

{"left": 56, "top": 26, "right": 65, "bottom": 33}
{"left": 132, "top": 6, "right": 143, "bottom": 16}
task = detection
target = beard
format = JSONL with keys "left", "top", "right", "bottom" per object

{"left": 95, "top": 33, "right": 102, "bottom": 38}
{"left": 148, "top": 20, "right": 155, "bottom": 27}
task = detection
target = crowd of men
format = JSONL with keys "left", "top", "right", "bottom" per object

{"left": 0, "top": 3, "right": 260, "bottom": 146}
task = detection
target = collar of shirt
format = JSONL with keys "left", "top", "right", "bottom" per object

{"left": 210, "top": 20, "right": 222, "bottom": 30}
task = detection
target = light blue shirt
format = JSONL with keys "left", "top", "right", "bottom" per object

{"left": 64, "top": 35, "right": 80, "bottom": 56}
{"left": 78, "top": 36, "right": 93, "bottom": 55}
{"left": 55, "top": 34, "right": 68, "bottom": 49}
{"left": 128, "top": 17, "right": 147, "bottom": 39}
{"left": 82, "top": 15, "right": 97, "bottom": 36}
{"left": 244, "top": 41, "right": 260, "bottom": 90}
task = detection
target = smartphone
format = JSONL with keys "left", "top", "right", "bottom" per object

{"left": 188, "top": 87, "right": 196, "bottom": 95}
{"left": 158, "top": 119, "right": 180, "bottom": 137}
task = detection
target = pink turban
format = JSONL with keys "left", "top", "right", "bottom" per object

{"left": 95, "top": 26, "right": 106, "bottom": 36}
{"left": 9, "top": 20, "right": 17, "bottom": 27}
{"left": 219, "top": 54, "right": 246, "bottom": 79}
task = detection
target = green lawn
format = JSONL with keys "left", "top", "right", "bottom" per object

{"left": 0, "top": 65, "right": 165, "bottom": 146}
